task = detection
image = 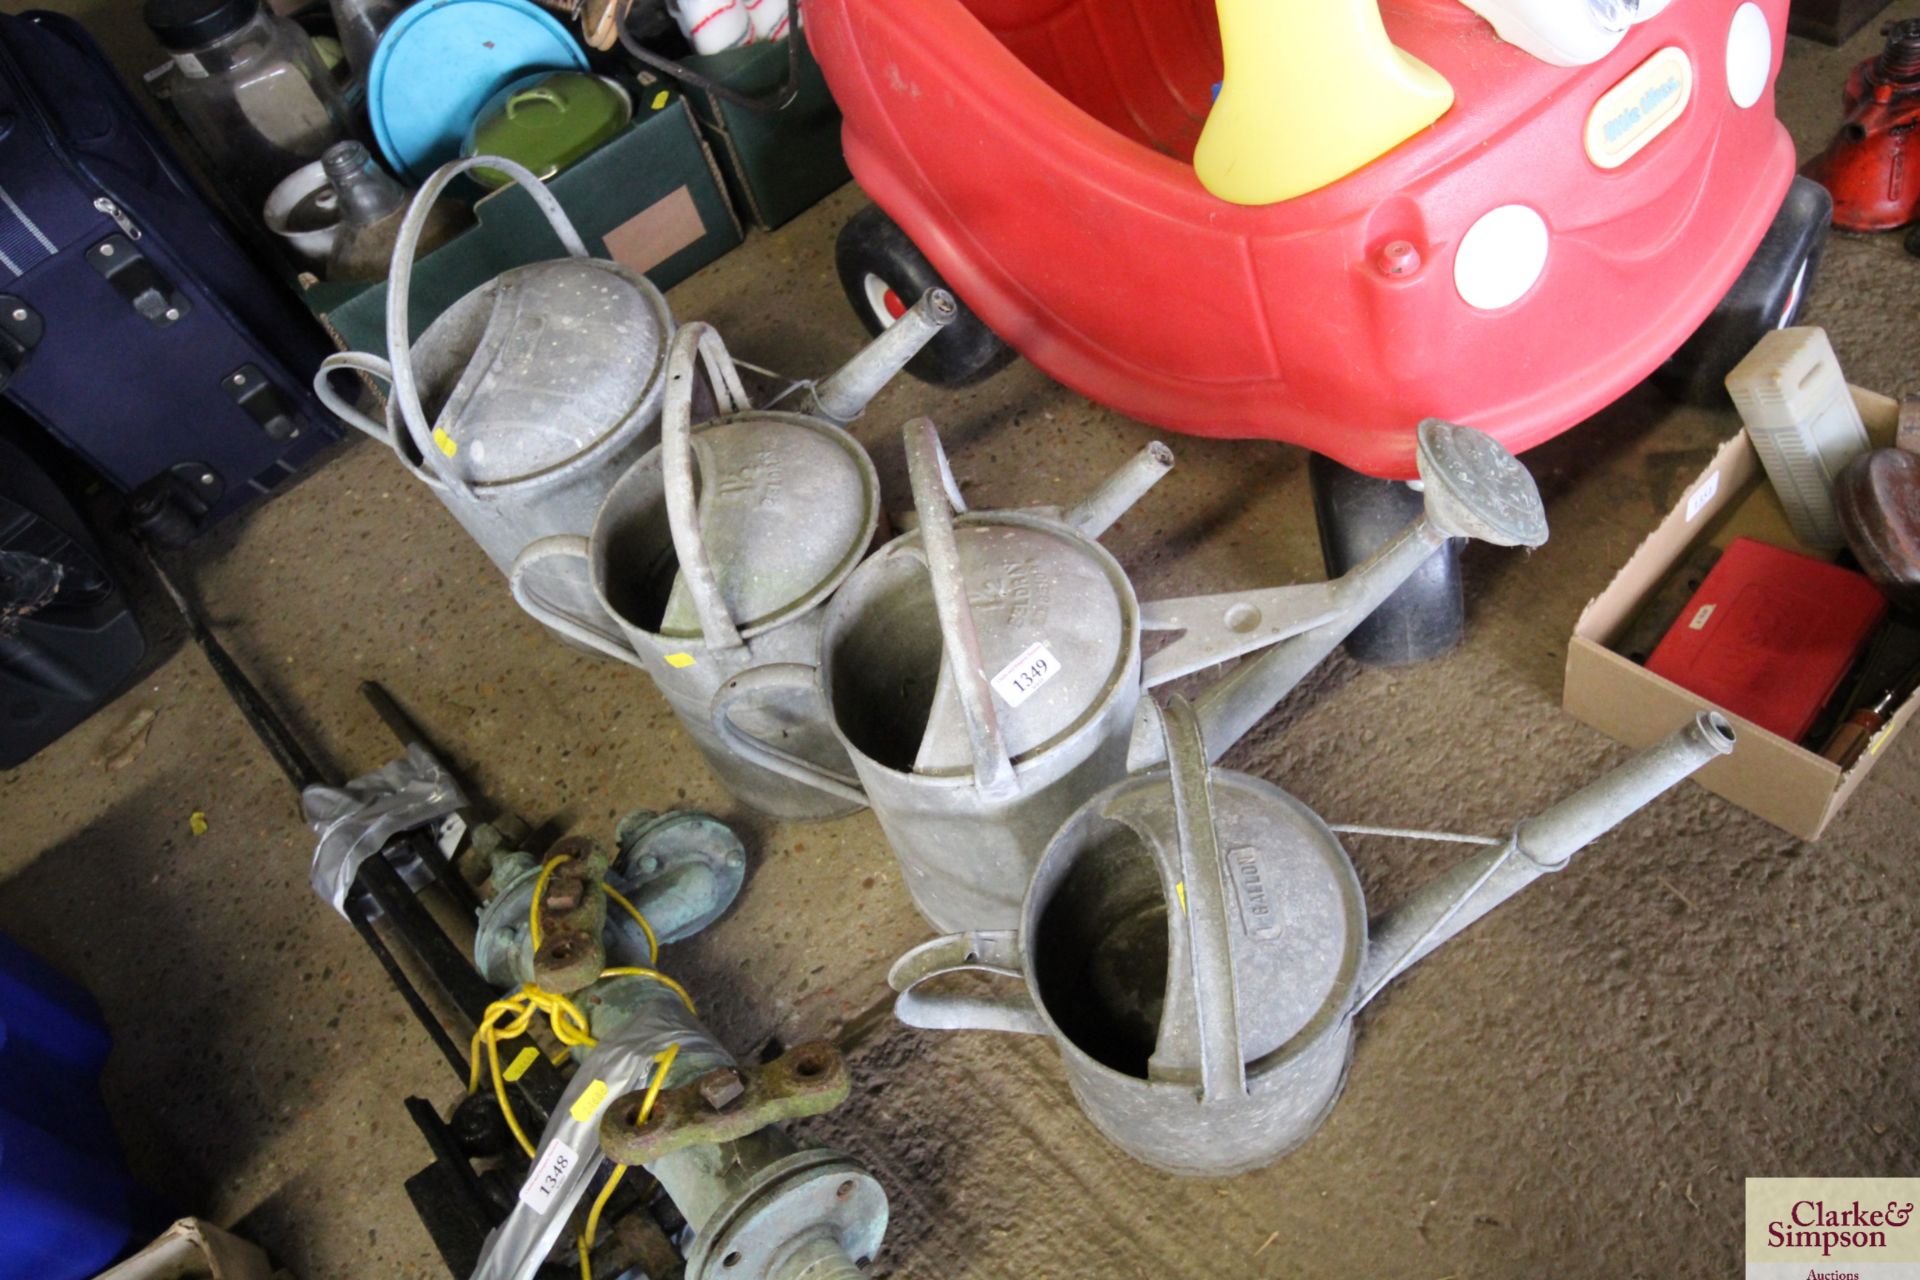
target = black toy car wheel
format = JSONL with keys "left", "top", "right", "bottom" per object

{"left": 1654, "top": 175, "right": 1832, "bottom": 405}
{"left": 1309, "top": 453, "right": 1465, "bottom": 667}
{"left": 835, "top": 204, "right": 1015, "bottom": 388}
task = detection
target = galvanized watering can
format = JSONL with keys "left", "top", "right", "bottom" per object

{"left": 313, "top": 155, "right": 672, "bottom": 643}
{"left": 715, "top": 417, "right": 1550, "bottom": 930}
{"left": 507, "top": 301, "right": 953, "bottom": 820}
{"left": 890, "top": 697, "right": 1738, "bottom": 1176}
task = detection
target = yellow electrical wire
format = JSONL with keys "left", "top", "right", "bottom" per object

{"left": 597, "top": 966, "right": 696, "bottom": 1015}
{"left": 604, "top": 885, "right": 660, "bottom": 964}
{"left": 466, "top": 851, "right": 702, "bottom": 1278}
{"left": 526, "top": 853, "right": 569, "bottom": 951}
{"left": 578, "top": 1041, "right": 681, "bottom": 1280}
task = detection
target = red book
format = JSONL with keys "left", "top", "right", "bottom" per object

{"left": 1646, "top": 537, "right": 1887, "bottom": 742}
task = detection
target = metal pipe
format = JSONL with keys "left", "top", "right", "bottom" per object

{"left": 811, "top": 289, "right": 956, "bottom": 424}
{"left": 779, "top": 1236, "right": 867, "bottom": 1280}
{"left": 586, "top": 978, "right": 887, "bottom": 1280}
{"left": 1356, "top": 712, "right": 1736, "bottom": 1006}
{"left": 143, "top": 543, "right": 331, "bottom": 789}
{"left": 1064, "top": 440, "right": 1175, "bottom": 539}
{"left": 146, "top": 544, "right": 576, "bottom": 1122}
{"left": 1190, "top": 518, "right": 1449, "bottom": 761}
{"left": 349, "top": 910, "right": 469, "bottom": 1079}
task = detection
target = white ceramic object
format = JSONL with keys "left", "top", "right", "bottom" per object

{"left": 744, "top": 0, "right": 788, "bottom": 41}
{"left": 263, "top": 159, "right": 341, "bottom": 268}
{"left": 1462, "top": 0, "right": 1683, "bottom": 67}
{"left": 667, "top": 0, "right": 750, "bottom": 53}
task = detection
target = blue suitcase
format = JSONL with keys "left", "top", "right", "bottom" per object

{"left": 0, "top": 10, "right": 340, "bottom": 540}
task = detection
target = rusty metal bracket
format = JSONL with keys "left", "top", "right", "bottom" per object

{"left": 534, "top": 834, "right": 612, "bottom": 992}
{"left": 598, "top": 1041, "right": 850, "bottom": 1166}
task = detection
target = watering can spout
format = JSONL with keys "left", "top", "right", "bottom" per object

{"left": 1066, "top": 441, "right": 1176, "bottom": 538}
{"left": 812, "top": 288, "right": 958, "bottom": 424}
{"left": 1355, "top": 712, "right": 1737, "bottom": 1006}
{"left": 1180, "top": 420, "right": 1548, "bottom": 764}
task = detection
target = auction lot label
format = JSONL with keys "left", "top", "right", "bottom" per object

{"left": 1748, "top": 1179, "right": 1920, "bottom": 1279}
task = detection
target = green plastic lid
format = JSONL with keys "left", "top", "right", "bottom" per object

{"left": 463, "top": 72, "right": 632, "bottom": 189}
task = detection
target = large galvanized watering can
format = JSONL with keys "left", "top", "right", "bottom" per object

{"left": 714, "top": 417, "right": 1550, "bottom": 930}
{"left": 505, "top": 303, "right": 953, "bottom": 820}
{"left": 890, "top": 697, "right": 1738, "bottom": 1176}
{"left": 313, "top": 155, "right": 672, "bottom": 643}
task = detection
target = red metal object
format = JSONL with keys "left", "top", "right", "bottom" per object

{"left": 1803, "top": 19, "right": 1920, "bottom": 232}
{"left": 803, "top": 0, "right": 1799, "bottom": 479}
{"left": 1646, "top": 537, "right": 1887, "bottom": 742}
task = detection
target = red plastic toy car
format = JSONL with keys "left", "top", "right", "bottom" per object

{"left": 805, "top": 0, "right": 1829, "bottom": 660}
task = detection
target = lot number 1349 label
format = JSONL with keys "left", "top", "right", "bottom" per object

{"left": 991, "top": 642, "right": 1061, "bottom": 708}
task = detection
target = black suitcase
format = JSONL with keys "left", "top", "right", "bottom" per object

{"left": 0, "top": 427, "right": 144, "bottom": 770}
{"left": 0, "top": 10, "right": 340, "bottom": 541}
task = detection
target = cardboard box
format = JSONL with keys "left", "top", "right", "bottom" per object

{"left": 1564, "top": 387, "right": 1914, "bottom": 840}
{"left": 302, "top": 90, "right": 743, "bottom": 358}
{"left": 93, "top": 1218, "right": 286, "bottom": 1280}
{"left": 679, "top": 27, "right": 851, "bottom": 229}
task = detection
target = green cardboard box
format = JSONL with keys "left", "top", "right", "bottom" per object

{"left": 304, "top": 90, "right": 743, "bottom": 358}
{"left": 679, "top": 26, "right": 851, "bottom": 230}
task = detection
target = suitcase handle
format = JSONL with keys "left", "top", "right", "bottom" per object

{"left": 385, "top": 155, "right": 592, "bottom": 500}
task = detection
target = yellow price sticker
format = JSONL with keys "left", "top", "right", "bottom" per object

{"left": 503, "top": 1046, "right": 540, "bottom": 1082}
{"left": 651, "top": 89, "right": 670, "bottom": 110}
{"left": 664, "top": 652, "right": 696, "bottom": 669}
{"left": 570, "top": 1078, "right": 610, "bottom": 1123}
{"left": 432, "top": 426, "right": 459, "bottom": 458}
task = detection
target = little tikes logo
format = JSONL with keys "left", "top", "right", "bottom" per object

{"left": 1747, "top": 1179, "right": 1920, "bottom": 1279}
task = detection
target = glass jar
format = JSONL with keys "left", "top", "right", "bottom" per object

{"left": 328, "top": 0, "right": 405, "bottom": 78}
{"left": 145, "top": 0, "right": 352, "bottom": 211}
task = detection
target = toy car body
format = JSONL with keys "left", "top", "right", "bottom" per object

{"left": 806, "top": 0, "right": 1809, "bottom": 480}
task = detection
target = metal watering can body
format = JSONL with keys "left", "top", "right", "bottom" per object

{"left": 712, "top": 422, "right": 1171, "bottom": 927}
{"left": 891, "top": 699, "right": 1739, "bottom": 1176}
{"left": 810, "top": 506, "right": 1148, "bottom": 929}
{"left": 717, "top": 418, "right": 1553, "bottom": 932}
{"left": 314, "top": 156, "right": 674, "bottom": 644}
{"left": 507, "top": 312, "right": 953, "bottom": 821}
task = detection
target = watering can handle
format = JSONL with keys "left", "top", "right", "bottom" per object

{"left": 386, "top": 155, "right": 592, "bottom": 501}
{"left": 314, "top": 352, "right": 397, "bottom": 447}
{"left": 709, "top": 663, "right": 867, "bottom": 807}
{"left": 903, "top": 419, "right": 1018, "bottom": 796}
{"left": 508, "top": 535, "right": 645, "bottom": 665}
{"left": 888, "top": 931, "right": 1047, "bottom": 1037}
{"left": 314, "top": 352, "right": 449, "bottom": 491}
{"left": 1154, "top": 696, "right": 1248, "bottom": 1101}
{"left": 662, "top": 322, "right": 754, "bottom": 658}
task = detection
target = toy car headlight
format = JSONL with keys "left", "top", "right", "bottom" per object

{"left": 1453, "top": 205, "right": 1551, "bottom": 311}
{"left": 1726, "top": 2, "right": 1772, "bottom": 108}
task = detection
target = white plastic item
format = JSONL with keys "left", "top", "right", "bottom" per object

{"left": 1461, "top": 0, "right": 1678, "bottom": 67}
{"left": 744, "top": 0, "right": 788, "bottom": 41}
{"left": 666, "top": 0, "right": 750, "bottom": 52}
{"left": 262, "top": 158, "right": 340, "bottom": 268}
{"left": 1725, "top": 327, "right": 1871, "bottom": 551}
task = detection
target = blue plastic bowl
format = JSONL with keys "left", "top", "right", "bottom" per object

{"left": 367, "top": 0, "right": 589, "bottom": 183}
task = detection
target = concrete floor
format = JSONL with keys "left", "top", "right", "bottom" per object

{"left": 6, "top": 12, "right": 1920, "bottom": 1279}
